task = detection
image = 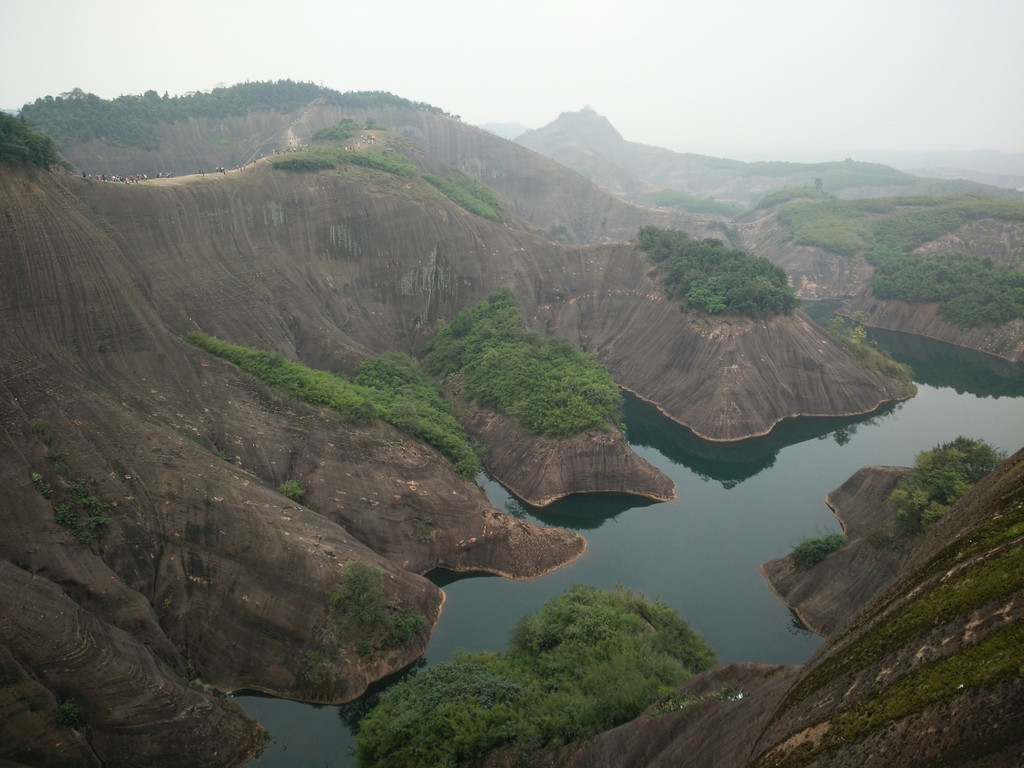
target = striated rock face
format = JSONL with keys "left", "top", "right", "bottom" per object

{"left": 460, "top": 406, "right": 675, "bottom": 507}
{"left": 552, "top": 663, "right": 803, "bottom": 768}
{"left": 760, "top": 466, "right": 910, "bottom": 636}
{"left": 529, "top": 251, "right": 913, "bottom": 441}
{"left": 840, "top": 292, "right": 1024, "bottom": 363}
{"left": 0, "top": 164, "right": 583, "bottom": 765}
{"left": 748, "top": 448, "right": 1024, "bottom": 767}
{"left": 54, "top": 102, "right": 712, "bottom": 248}
{"left": 0, "top": 562, "right": 266, "bottom": 768}
{"left": 558, "top": 448, "right": 1024, "bottom": 767}
{"left": 0, "top": 132, "right": 913, "bottom": 765}
{"left": 737, "top": 207, "right": 1024, "bottom": 363}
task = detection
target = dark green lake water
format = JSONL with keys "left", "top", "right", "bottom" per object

{"left": 238, "top": 332, "right": 1024, "bottom": 767}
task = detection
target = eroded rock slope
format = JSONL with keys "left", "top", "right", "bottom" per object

{"left": 0, "top": 137, "right": 912, "bottom": 765}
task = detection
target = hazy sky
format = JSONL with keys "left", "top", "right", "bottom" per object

{"left": 3, "top": 0, "right": 1021, "bottom": 160}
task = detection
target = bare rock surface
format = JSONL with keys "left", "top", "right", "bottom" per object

{"left": 0, "top": 165, "right": 583, "bottom": 765}
{"left": 461, "top": 406, "right": 675, "bottom": 507}
{"left": 760, "top": 465, "right": 910, "bottom": 636}
{"left": 552, "top": 663, "right": 803, "bottom": 768}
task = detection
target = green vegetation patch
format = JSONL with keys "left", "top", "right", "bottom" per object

{"left": 423, "top": 288, "right": 623, "bottom": 437}
{"left": 824, "top": 315, "right": 915, "bottom": 389}
{"left": 638, "top": 227, "right": 799, "bottom": 319}
{"left": 186, "top": 333, "right": 478, "bottom": 476}
{"left": 548, "top": 224, "right": 575, "bottom": 245}
{"left": 330, "top": 561, "right": 426, "bottom": 657}
{"left": 56, "top": 700, "right": 80, "bottom": 727}
{"left": 277, "top": 479, "right": 306, "bottom": 502}
{"left": 871, "top": 252, "right": 1024, "bottom": 328}
{"left": 52, "top": 479, "right": 111, "bottom": 544}
{"left": 770, "top": 193, "right": 1024, "bottom": 263}
{"left": 17, "top": 82, "right": 454, "bottom": 151}
{"left": 354, "top": 353, "right": 480, "bottom": 476}
{"left": 762, "top": 590, "right": 1024, "bottom": 768}
{"left": 653, "top": 189, "right": 743, "bottom": 217}
{"left": 824, "top": 620, "right": 1024, "bottom": 749}
{"left": 423, "top": 172, "right": 503, "bottom": 222}
{"left": 355, "top": 585, "right": 715, "bottom": 767}
{"left": 311, "top": 119, "right": 362, "bottom": 142}
{"left": 791, "top": 533, "right": 847, "bottom": 569}
{"left": 269, "top": 146, "right": 417, "bottom": 178}
{"left": 888, "top": 437, "right": 1006, "bottom": 533}
{"left": 0, "top": 112, "right": 64, "bottom": 168}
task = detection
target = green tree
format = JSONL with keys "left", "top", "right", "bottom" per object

{"left": 355, "top": 585, "right": 715, "bottom": 767}
{"left": 423, "top": 289, "right": 623, "bottom": 437}
{"left": 889, "top": 437, "right": 1006, "bottom": 532}
{"left": 330, "top": 561, "right": 425, "bottom": 655}
{"left": 0, "top": 112, "right": 64, "bottom": 167}
{"left": 56, "top": 701, "right": 80, "bottom": 726}
{"left": 637, "top": 227, "right": 798, "bottom": 319}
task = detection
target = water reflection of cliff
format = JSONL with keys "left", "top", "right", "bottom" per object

{"left": 868, "top": 327, "right": 1024, "bottom": 398}
{"left": 802, "top": 300, "right": 1024, "bottom": 398}
{"left": 482, "top": 472, "right": 655, "bottom": 530}
{"left": 621, "top": 390, "right": 901, "bottom": 488}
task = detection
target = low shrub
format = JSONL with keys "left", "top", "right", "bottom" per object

{"left": 791, "top": 533, "right": 847, "bottom": 569}
{"left": 329, "top": 561, "right": 426, "bottom": 656}
{"left": 56, "top": 700, "right": 79, "bottom": 726}
{"left": 278, "top": 479, "right": 306, "bottom": 502}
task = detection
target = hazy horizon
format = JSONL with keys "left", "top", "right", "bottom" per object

{"left": 3, "top": 0, "right": 1022, "bottom": 162}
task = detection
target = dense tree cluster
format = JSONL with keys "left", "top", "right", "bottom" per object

{"left": 889, "top": 436, "right": 1006, "bottom": 532}
{"left": 638, "top": 227, "right": 799, "bottom": 319}
{"left": 17, "top": 82, "right": 454, "bottom": 151}
{"left": 871, "top": 252, "right": 1024, "bottom": 328}
{"left": 423, "top": 288, "right": 623, "bottom": 437}
{"left": 773, "top": 193, "right": 1024, "bottom": 262}
{"left": 0, "top": 112, "right": 63, "bottom": 167}
{"left": 355, "top": 585, "right": 715, "bottom": 767}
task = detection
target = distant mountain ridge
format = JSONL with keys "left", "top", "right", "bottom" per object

{"left": 516, "top": 108, "right": 1024, "bottom": 208}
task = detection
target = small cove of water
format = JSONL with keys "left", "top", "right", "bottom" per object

{"left": 239, "top": 333, "right": 1024, "bottom": 767}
